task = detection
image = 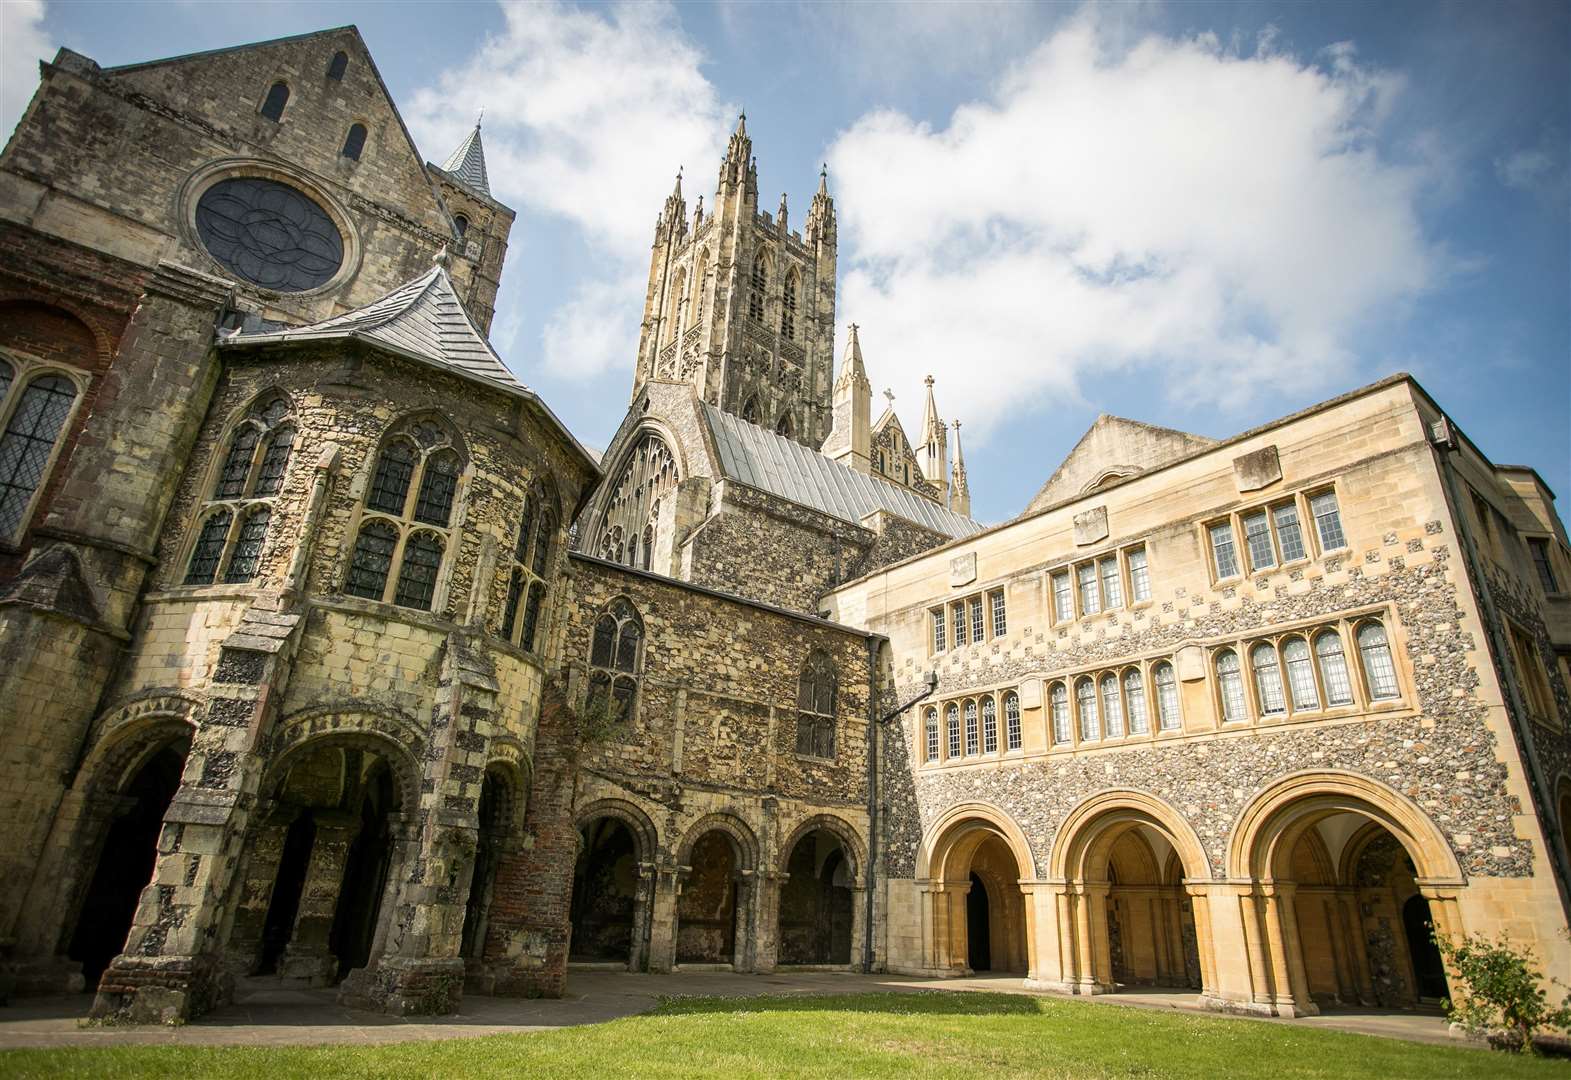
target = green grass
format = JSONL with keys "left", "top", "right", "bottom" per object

{"left": 0, "top": 992, "right": 1561, "bottom": 1079}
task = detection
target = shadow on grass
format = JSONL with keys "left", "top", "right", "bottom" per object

{"left": 653, "top": 991, "right": 1045, "bottom": 1017}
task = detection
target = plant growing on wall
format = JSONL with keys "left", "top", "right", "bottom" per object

{"left": 1436, "top": 931, "right": 1571, "bottom": 1053}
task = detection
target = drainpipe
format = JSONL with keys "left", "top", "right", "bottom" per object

{"left": 864, "top": 652, "right": 938, "bottom": 973}
{"left": 1429, "top": 420, "right": 1571, "bottom": 917}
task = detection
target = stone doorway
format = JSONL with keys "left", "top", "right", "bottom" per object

{"left": 66, "top": 739, "right": 189, "bottom": 989}
{"left": 676, "top": 831, "right": 738, "bottom": 966}
{"left": 778, "top": 829, "right": 854, "bottom": 965}
{"left": 570, "top": 817, "right": 641, "bottom": 964}
{"left": 966, "top": 873, "right": 992, "bottom": 972}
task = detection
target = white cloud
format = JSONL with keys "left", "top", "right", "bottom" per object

{"left": 828, "top": 13, "right": 1437, "bottom": 443}
{"left": 2, "top": 0, "right": 50, "bottom": 144}
{"left": 406, "top": 1, "right": 730, "bottom": 379}
{"left": 1495, "top": 127, "right": 1569, "bottom": 201}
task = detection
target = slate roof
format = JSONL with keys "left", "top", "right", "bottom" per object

{"left": 441, "top": 124, "right": 490, "bottom": 196}
{"left": 702, "top": 404, "right": 982, "bottom": 539}
{"left": 221, "top": 265, "right": 526, "bottom": 396}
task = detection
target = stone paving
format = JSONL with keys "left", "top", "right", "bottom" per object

{"left": 0, "top": 970, "right": 1464, "bottom": 1052}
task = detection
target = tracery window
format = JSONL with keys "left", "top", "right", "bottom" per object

{"left": 345, "top": 417, "right": 463, "bottom": 611}
{"left": 1004, "top": 691, "right": 1021, "bottom": 750}
{"left": 1315, "top": 630, "right": 1354, "bottom": 706}
{"left": 781, "top": 271, "right": 798, "bottom": 340}
{"left": 924, "top": 707, "right": 939, "bottom": 763}
{"left": 588, "top": 598, "right": 642, "bottom": 728}
{"left": 1283, "top": 637, "right": 1320, "bottom": 710}
{"left": 1154, "top": 661, "right": 1181, "bottom": 730}
{"left": 0, "top": 358, "right": 81, "bottom": 544}
{"left": 501, "top": 482, "right": 558, "bottom": 652}
{"left": 982, "top": 696, "right": 997, "bottom": 754}
{"left": 1076, "top": 678, "right": 1099, "bottom": 741}
{"left": 1251, "top": 642, "right": 1286, "bottom": 716}
{"left": 594, "top": 431, "right": 678, "bottom": 569}
{"left": 183, "top": 393, "right": 293, "bottom": 586}
{"left": 1123, "top": 669, "right": 1149, "bottom": 735}
{"left": 748, "top": 254, "right": 768, "bottom": 322}
{"left": 796, "top": 650, "right": 837, "bottom": 758}
{"left": 1100, "top": 673, "right": 1125, "bottom": 738}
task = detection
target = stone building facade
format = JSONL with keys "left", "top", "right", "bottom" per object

{"left": 0, "top": 24, "right": 1567, "bottom": 1031}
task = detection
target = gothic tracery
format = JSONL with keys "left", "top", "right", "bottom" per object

{"left": 594, "top": 431, "right": 678, "bottom": 569}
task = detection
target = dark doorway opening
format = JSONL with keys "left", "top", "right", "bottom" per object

{"left": 967, "top": 872, "right": 992, "bottom": 972}
{"left": 778, "top": 831, "right": 854, "bottom": 964}
{"left": 1401, "top": 894, "right": 1449, "bottom": 1001}
{"left": 258, "top": 811, "right": 315, "bottom": 974}
{"left": 570, "top": 818, "right": 638, "bottom": 962}
{"left": 676, "top": 832, "right": 737, "bottom": 965}
{"left": 460, "top": 769, "right": 509, "bottom": 965}
{"left": 67, "top": 741, "right": 188, "bottom": 989}
{"left": 329, "top": 766, "right": 394, "bottom": 978}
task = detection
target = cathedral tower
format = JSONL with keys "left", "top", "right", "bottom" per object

{"left": 631, "top": 114, "right": 837, "bottom": 448}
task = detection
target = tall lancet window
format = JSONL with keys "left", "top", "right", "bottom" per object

{"left": 594, "top": 431, "right": 678, "bottom": 569}
{"left": 183, "top": 393, "right": 294, "bottom": 586}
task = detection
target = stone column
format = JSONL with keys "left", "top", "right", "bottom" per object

{"left": 1259, "top": 883, "right": 1317, "bottom": 1017}
{"left": 647, "top": 865, "right": 684, "bottom": 973}
{"left": 751, "top": 869, "right": 785, "bottom": 972}
{"left": 220, "top": 814, "right": 292, "bottom": 976}
{"left": 1185, "top": 884, "right": 1219, "bottom": 1000}
{"left": 1085, "top": 884, "right": 1113, "bottom": 992}
{"left": 630, "top": 862, "right": 655, "bottom": 972}
{"left": 278, "top": 811, "right": 356, "bottom": 985}
{"left": 849, "top": 884, "right": 868, "bottom": 970}
{"left": 1234, "top": 885, "right": 1275, "bottom": 1013}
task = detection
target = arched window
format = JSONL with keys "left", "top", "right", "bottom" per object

{"left": 1100, "top": 673, "right": 1124, "bottom": 738}
{"left": 1123, "top": 669, "right": 1149, "bottom": 734}
{"left": 453, "top": 215, "right": 469, "bottom": 242}
{"left": 691, "top": 248, "right": 709, "bottom": 324}
{"left": 588, "top": 598, "right": 643, "bottom": 728}
{"left": 327, "top": 50, "right": 348, "bottom": 80}
{"left": 1154, "top": 661, "right": 1180, "bottom": 730}
{"left": 594, "top": 431, "right": 678, "bottom": 569}
{"left": 1076, "top": 677, "right": 1099, "bottom": 741}
{"left": 261, "top": 81, "right": 290, "bottom": 122}
{"left": 1282, "top": 637, "right": 1319, "bottom": 710}
{"left": 776, "top": 412, "right": 793, "bottom": 439}
{"left": 1216, "top": 649, "right": 1248, "bottom": 722}
{"left": 924, "top": 707, "right": 939, "bottom": 763}
{"left": 748, "top": 253, "right": 768, "bottom": 322}
{"left": 946, "top": 703, "right": 960, "bottom": 758}
{"left": 1251, "top": 642, "right": 1286, "bottom": 716}
{"left": 982, "top": 696, "right": 998, "bottom": 753}
{"left": 183, "top": 393, "right": 292, "bottom": 586}
{"left": 345, "top": 417, "right": 465, "bottom": 611}
{"left": 1314, "top": 631, "right": 1354, "bottom": 706}
{"left": 502, "top": 482, "right": 559, "bottom": 652}
{"left": 1050, "top": 682, "right": 1071, "bottom": 744}
{"left": 0, "top": 366, "right": 81, "bottom": 543}
{"left": 797, "top": 651, "right": 837, "bottom": 759}
{"left": 640, "top": 525, "right": 654, "bottom": 571}
{"left": 1358, "top": 621, "right": 1400, "bottom": 700}
{"left": 342, "top": 123, "right": 367, "bottom": 161}
{"left": 1004, "top": 691, "right": 1021, "bottom": 750}
{"left": 741, "top": 396, "right": 760, "bottom": 425}
{"left": 963, "top": 699, "right": 979, "bottom": 755}
{"left": 781, "top": 271, "right": 798, "bottom": 340}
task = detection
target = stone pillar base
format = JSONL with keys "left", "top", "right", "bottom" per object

{"left": 89, "top": 954, "right": 232, "bottom": 1024}
{"left": 337, "top": 956, "right": 465, "bottom": 1016}
{"left": 2, "top": 956, "right": 86, "bottom": 998}
{"left": 1198, "top": 993, "right": 1283, "bottom": 1018}
{"left": 277, "top": 948, "right": 338, "bottom": 987}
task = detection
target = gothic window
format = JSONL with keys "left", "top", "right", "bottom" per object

{"left": 1076, "top": 677, "right": 1100, "bottom": 741}
{"left": 1251, "top": 642, "right": 1286, "bottom": 716}
{"left": 776, "top": 412, "right": 793, "bottom": 439}
{"left": 946, "top": 703, "right": 960, "bottom": 758}
{"left": 195, "top": 177, "right": 344, "bottom": 292}
{"left": 588, "top": 598, "right": 642, "bottom": 728}
{"left": 1357, "top": 620, "right": 1399, "bottom": 700}
{"left": 327, "top": 51, "right": 348, "bottom": 80}
{"left": 342, "top": 123, "right": 367, "bottom": 161}
{"left": 1050, "top": 682, "right": 1071, "bottom": 744}
{"left": 594, "top": 431, "right": 678, "bottom": 569}
{"left": 796, "top": 650, "right": 837, "bottom": 758}
{"left": 345, "top": 417, "right": 465, "bottom": 611}
{"left": 0, "top": 363, "right": 81, "bottom": 544}
{"left": 1123, "top": 669, "right": 1149, "bottom": 735}
{"left": 963, "top": 699, "right": 978, "bottom": 755}
{"left": 260, "top": 81, "right": 290, "bottom": 122}
{"left": 741, "top": 396, "right": 761, "bottom": 425}
{"left": 781, "top": 270, "right": 798, "bottom": 340}
{"left": 1154, "top": 661, "right": 1181, "bottom": 729}
{"left": 981, "top": 696, "right": 997, "bottom": 753}
{"left": 1004, "top": 691, "right": 1021, "bottom": 750}
{"left": 502, "top": 482, "right": 559, "bottom": 652}
{"left": 748, "top": 253, "right": 768, "bottom": 322}
{"left": 182, "top": 392, "right": 293, "bottom": 586}
{"left": 1283, "top": 637, "right": 1320, "bottom": 710}
{"left": 454, "top": 215, "right": 469, "bottom": 241}
{"left": 1100, "top": 673, "right": 1124, "bottom": 738}
{"left": 1216, "top": 649, "right": 1248, "bottom": 722}
{"left": 924, "top": 707, "right": 939, "bottom": 763}
{"left": 1315, "top": 630, "right": 1354, "bottom": 706}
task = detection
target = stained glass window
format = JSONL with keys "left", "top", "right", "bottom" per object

{"left": 0, "top": 375, "right": 77, "bottom": 540}
{"left": 346, "top": 520, "right": 398, "bottom": 599}
{"left": 413, "top": 449, "right": 459, "bottom": 526}
{"left": 195, "top": 177, "right": 343, "bottom": 291}
{"left": 520, "top": 582, "right": 545, "bottom": 652}
{"left": 253, "top": 427, "right": 294, "bottom": 496}
{"left": 367, "top": 439, "right": 416, "bottom": 514}
{"left": 217, "top": 424, "right": 260, "bottom": 498}
{"left": 184, "top": 510, "right": 232, "bottom": 585}
{"left": 222, "top": 507, "right": 270, "bottom": 583}
{"left": 393, "top": 531, "right": 443, "bottom": 610}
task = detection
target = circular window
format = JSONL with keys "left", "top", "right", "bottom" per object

{"left": 194, "top": 177, "right": 345, "bottom": 292}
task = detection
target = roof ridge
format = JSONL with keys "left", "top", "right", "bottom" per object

{"left": 100, "top": 26, "right": 358, "bottom": 74}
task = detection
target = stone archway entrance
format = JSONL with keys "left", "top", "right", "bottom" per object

{"left": 571, "top": 817, "right": 642, "bottom": 964}
{"left": 66, "top": 737, "right": 190, "bottom": 988}
{"left": 676, "top": 831, "right": 739, "bottom": 966}
{"left": 920, "top": 808, "right": 1034, "bottom": 976}
{"left": 778, "top": 828, "right": 854, "bottom": 966}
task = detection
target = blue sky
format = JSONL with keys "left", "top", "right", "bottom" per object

{"left": 4, "top": 1, "right": 1566, "bottom": 522}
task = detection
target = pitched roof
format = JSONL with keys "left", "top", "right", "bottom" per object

{"left": 703, "top": 403, "right": 981, "bottom": 539}
{"left": 441, "top": 124, "right": 490, "bottom": 196}
{"left": 1023, "top": 413, "right": 1216, "bottom": 515}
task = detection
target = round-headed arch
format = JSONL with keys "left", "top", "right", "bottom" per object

{"left": 575, "top": 797, "right": 659, "bottom": 864}
{"left": 1050, "top": 789, "right": 1212, "bottom": 884}
{"left": 919, "top": 801, "right": 1037, "bottom": 884}
{"left": 675, "top": 811, "right": 760, "bottom": 871}
{"left": 1228, "top": 770, "right": 1464, "bottom": 885}
{"left": 73, "top": 692, "right": 203, "bottom": 796}
{"left": 777, "top": 813, "right": 867, "bottom": 885}
{"left": 263, "top": 705, "right": 426, "bottom": 814}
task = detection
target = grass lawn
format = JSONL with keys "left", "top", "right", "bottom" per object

{"left": 0, "top": 992, "right": 1561, "bottom": 1079}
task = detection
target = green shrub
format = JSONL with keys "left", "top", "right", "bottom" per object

{"left": 1436, "top": 931, "right": 1571, "bottom": 1053}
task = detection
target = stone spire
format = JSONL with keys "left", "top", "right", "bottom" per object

{"left": 660, "top": 168, "right": 688, "bottom": 240}
{"left": 806, "top": 163, "right": 836, "bottom": 247}
{"left": 822, "top": 323, "right": 872, "bottom": 474}
{"left": 720, "top": 111, "right": 753, "bottom": 192}
{"left": 918, "top": 375, "right": 949, "bottom": 505}
{"left": 950, "top": 419, "right": 971, "bottom": 517}
{"left": 441, "top": 119, "right": 490, "bottom": 196}
{"left": 777, "top": 192, "right": 788, "bottom": 233}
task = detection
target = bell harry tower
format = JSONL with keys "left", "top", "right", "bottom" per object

{"left": 631, "top": 114, "right": 837, "bottom": 448}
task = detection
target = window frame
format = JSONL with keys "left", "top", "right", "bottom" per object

{"left": 795, "top": 650, "right": 839, "bottom": 760}
{"left": 588, "top": 598, "right": 644, "bottom": 732}
{"left": 1048, "top": 542, "right": 1153, "bottom": 625}
{"left": 1205, "top": 485, "right": 1349, "bottom": 588}
{"left": 501, "top": 481, "right": 560, "bottom": 654}
{"left": 0, "top": 352, "right": 88, "bottom": 550}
